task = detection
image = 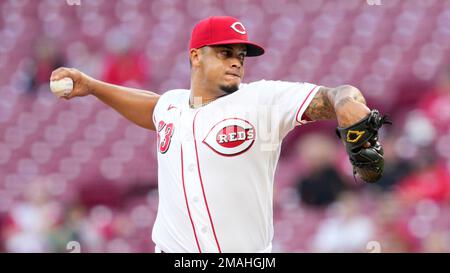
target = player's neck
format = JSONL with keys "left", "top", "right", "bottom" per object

{"left": 189, "top": 82, "right": 225, "bottom": 108}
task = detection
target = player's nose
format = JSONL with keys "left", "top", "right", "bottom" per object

{"left": 230, "top": 58, "right": 242, "bottom": 69}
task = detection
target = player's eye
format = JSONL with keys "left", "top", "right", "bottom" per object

{"left": 220, "top": 50, "right": 232, "bottom": 58}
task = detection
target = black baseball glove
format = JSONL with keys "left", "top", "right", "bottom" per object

{"left": 336, "top": 109, "right": 392, "bottom": 183}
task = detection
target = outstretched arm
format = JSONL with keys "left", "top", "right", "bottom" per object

{"left": 50, "top": 67, "right": 160, "bottom": 131}
{"left": 304, "top": 85, "right": 370, "bottom": 127}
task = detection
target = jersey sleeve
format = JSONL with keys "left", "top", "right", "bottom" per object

{"left": 152, "top": 89, "right": 187, "bottom": 127}
{"left": 248, "top": 80, "right": 320, "bottom": 139}
{"left": 152, "top": 93, "right": 164, "bottom": 128}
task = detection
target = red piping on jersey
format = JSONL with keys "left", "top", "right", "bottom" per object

{"left": 295, "top": 85, "right": 319, "bottom": 123}
{"left": 193, "top": 110, "right": 222, "bottom": 253}
{"left": 180, "top": 145, "right": 202, "bottom": 253}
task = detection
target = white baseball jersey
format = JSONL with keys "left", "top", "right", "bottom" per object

{"left": 151, "top": 80, "right": 319, "bottom": 253}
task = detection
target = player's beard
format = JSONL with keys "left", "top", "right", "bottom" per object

{"left": 219, "top": 83, "right": 239, "bottom": 94}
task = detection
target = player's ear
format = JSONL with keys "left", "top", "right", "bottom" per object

{"left": 190, "top": 48, "right": 202, "bottom": 68}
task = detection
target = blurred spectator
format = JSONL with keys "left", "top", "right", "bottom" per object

{"left": 422, "top": 231, "right": 450, "bottom": 252}
{"left": 0, "top": 180, "right": 153, "bottom": 252}
{"left": 46, "top": 204, "right": 85, "bottom": 253}
{"left": 4, "top": 181, "right": 61, "bottom": 252}
{"left": 418, "top": 65, "right": 450, "bottom": 131}
{"left": 65, "top": 41, "right": 102, "bottom": 80}
{"left": 371, "top": 192, "right": 416, "bottom": 252}
{"left": 294, "top": 133, "right": 348, "bottom": 207}
{"left": 310, "top": 192, "right": 375, "bottom": 252}
{"left": 395, "top": 155, "right": 450, "bottom": 203}
{"left": 25, "top": 38, "right": 66, "bottom": 95}
{"left": 101, "top": 29, "right": 149, "bottom": 87}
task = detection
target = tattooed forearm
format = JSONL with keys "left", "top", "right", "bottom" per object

{"left": 331, "top": 85, "right": 366, "bottom": 109}
{"left": 304, "top": 87, "right": 336, "bottom": 120}
{"left": 332, "top": 85, "right": 366, "bottom": 108}
{"left": 304, "top": 85, "right": 367, "bottom": 121}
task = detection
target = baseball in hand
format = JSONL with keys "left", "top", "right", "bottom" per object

{"left": 50, "top": 77, "right": 73, "bottom": 97}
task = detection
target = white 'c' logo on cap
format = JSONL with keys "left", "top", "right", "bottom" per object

{"left": 230, "top": 22, "right": 246, "bottom": 35}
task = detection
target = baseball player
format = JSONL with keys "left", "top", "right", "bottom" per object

{"left": 50, "top": 16, "right": 389, "bottom": 253}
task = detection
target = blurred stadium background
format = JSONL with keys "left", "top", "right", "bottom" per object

{"left": 1, "top": 0, "right": 450, "bottom": 253}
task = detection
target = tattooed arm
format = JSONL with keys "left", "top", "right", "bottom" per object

{"left": 304, "top": 85, "right": 371, "bottom": 127}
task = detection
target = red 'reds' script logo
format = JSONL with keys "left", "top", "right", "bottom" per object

{"left": 203, "top": 118, "right": 255, "bottom": 156}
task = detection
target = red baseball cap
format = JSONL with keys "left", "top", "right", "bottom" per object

{"left": 189, "top": 16, "right": 265, "bottom": 57}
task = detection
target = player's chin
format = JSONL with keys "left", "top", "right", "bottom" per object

{"left": 219, "top": 82, "right": 239, "bottom": 94}
{"left": 220, "top": 77, "right": 240, "bottom": 93}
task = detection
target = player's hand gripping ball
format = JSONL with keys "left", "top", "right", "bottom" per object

{"left": 49, "top": 77, "right": 73, "bottom": 98}
{"left": 336, "top": 109, "right": 392, "bottom": 183}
